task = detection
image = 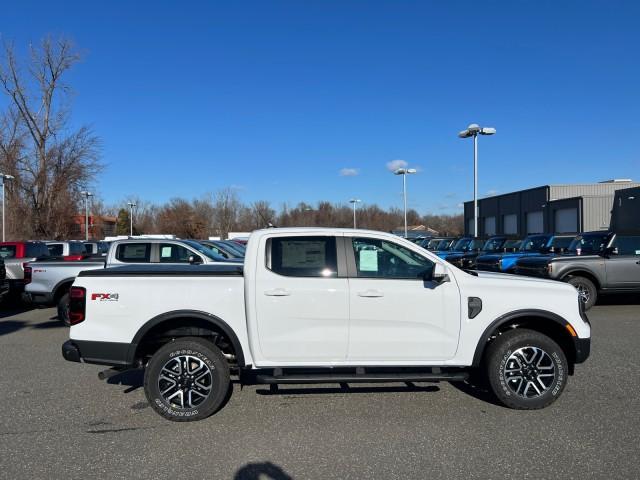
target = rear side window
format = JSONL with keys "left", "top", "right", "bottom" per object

{"left": 0, "top": 245, "right": 16, "bottom": 258}
{"left": 612, "top": 236, "right": 640, "bottom": 256}
{"left": 48, "top": 244, "right": 63, "bottom": 256}
{"left": 159, "top": 243, "right": 197, "bottom": 263}
{"left": 25, "top": 243, "right": 46, "bottom": 258}
{"left": 70, "top": 243, "right": 85, "bottom": 255}
{"left": 116, "top": 243, "right": 151, "bottom": 262}
{"left": 268, "top": 236, "right": 337, "bottom": 277}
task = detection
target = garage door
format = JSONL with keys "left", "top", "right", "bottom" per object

{"left": 503, "top": 214, "right": 518, "bottom": 234}
{"left": 554, "top": 208, "right": 578, "bottom": 233}
{"left": 484, "top": 217, "right": 496, "bottom": 236}
{"left": 526, "top": 211, "right": 544, "bottom": 234}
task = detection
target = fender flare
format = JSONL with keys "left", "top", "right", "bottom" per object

{"left": 559, "top": 269, "right": 601, "bottom": 288}
{"left": 52, "top": 277, "right": 76, "bottom": 301}
{"left": 471, "top": 309, "right": 571, "bottom": 367}
{"left": 128, "top": 310, "right": 245, "bottom": 367}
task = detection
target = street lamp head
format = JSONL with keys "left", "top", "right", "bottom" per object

{"left": 80, "top": 190, "right": 93, "bottom": 197}
{"left": 394, "top": 168, "right": 407, "bottom": 175}
{"left": 127, "top": 202, "right": 137, "bottom": 208}
{"left": 349, "top": 198, "right": 361, "bottom": 204}
{"left": 480, "top": 127, "right": 496, "bottom": 135}
{"left": 467, "top": 123, "right": 481, "bottom": 133}
{"left": 458, "top": 130, "right": 472, "bottom": 138}
{"left": 406, "top": 168, "right": 417, "bottom": 174}
{"left": 1, "top": 173, "right": 15, "bottom": 181}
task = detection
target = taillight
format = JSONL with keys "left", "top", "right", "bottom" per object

{"left": 64, "top": 255, "right": 86, "bottom": 261}
{"left": 69, "top": 286, "right": 86, "bottom": 325}
{"left": 23, "top": 264, "right": 32, "bottom": 284}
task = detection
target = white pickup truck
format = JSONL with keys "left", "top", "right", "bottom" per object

{"left": 62, "top": 228, "right": 591, "bottom": 421}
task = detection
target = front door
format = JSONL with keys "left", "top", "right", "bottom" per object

{"left": 346, "top": 236, "right": 461, "bottom": 362}
{"left": 606, "top": 235, "right": 640, "bottom": 287}
{"left": 254, "top": 235, "right": 349, "bottom": 363}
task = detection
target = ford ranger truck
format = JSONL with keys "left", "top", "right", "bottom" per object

{"left": 514, "top": 231, "right": 640, "bottom": 310}
{"left": 62, "top": 228, "right": 591, "bottom": 422}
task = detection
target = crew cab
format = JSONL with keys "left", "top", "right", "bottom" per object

{"left": 476, "top": 234, "right": 575, "bottom": 273}
{"left": 446, "top": 236, "right": 521, "bottom": 270}
{"left": 0, "top": 241, "right": 50, "bottom": 298}
{"left": 436, "top": 237, "right": 485, "bottom": 260}
{"left": 26, "top": 238, "right": 239, "bottom": 323}
{"left": 45, "top": 241, "right": 89, "bottom": 260}
{"left": 513, "top": 231, "right": 640, "bottom": 310}
{"left": 63, "top": 228, "right": 591, "bottom": 421}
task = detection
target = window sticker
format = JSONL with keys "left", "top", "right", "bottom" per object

{"left": 359, "top": 250, "right": 378, "bottom": 271}
{"left": 161, "top": 246, "right": 172, "bottom": 258}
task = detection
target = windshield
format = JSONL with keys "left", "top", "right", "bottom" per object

{"left": 482, "top": 237, "right": 506, "bottom": 252}
{"left": 568, "top": 233, "right": 609, "bottom": 254}
{"left": 519, "top": 235, "right": 551, "bottom": 252}
{"left": 452, "top": 238, "right": 472, "bottom": 251}
{"left": 222, "top": 241, "right": 246, "bottom": 256}
{"left": 182, "top": 240, "right": 227, "bottom": 261}
{"left": 427, "top": 239, "right": 441, "bottom": 249}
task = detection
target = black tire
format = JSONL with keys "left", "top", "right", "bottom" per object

{"left": 485, "top": 329, "right": 568, "bottom": 410}
{"left": 57, "top": 293, "right": 70, "bottom": 326}
{"left": 567, "top": 276, "right": 597, "bottom": 310}
{"left": 144, "top": 337, "right": 230, "bottom": 422}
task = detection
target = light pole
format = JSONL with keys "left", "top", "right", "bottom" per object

{"left": 458, "top": 123, "right": 496, "bottom": 237}
{"left": 80, "top": 191, "right": 94, "bottom": 241}
{"left": 393, "top": 168, "right": 417, "bottom": 238}
{"left": 127, "top": 202, "right": 137, "bottom": 236}
{"left": 349, "top": 199, "right": 361, "bottom": 228}
{"left": 1, "top": 173, "right": 15, "bottom": 242}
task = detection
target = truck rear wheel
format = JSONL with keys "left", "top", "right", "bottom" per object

{"left": 57, "top": 293, "right": 70, "bottom": 326}
{"left": 485, "top": 329, "right": 567, "bottom": 410}
{"left": 144, "top": 337, "right": 230, "bottom": 422}
{"left": 567, "top": 276, "right": 597, "bottom": 310}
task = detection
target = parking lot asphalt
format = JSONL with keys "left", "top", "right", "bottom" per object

{"left": 1, "top": 299, "right": 639, "bottom": 480}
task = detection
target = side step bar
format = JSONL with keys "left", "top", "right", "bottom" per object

{"left": 255, "top": 370, "right": 468, "bottom": 385}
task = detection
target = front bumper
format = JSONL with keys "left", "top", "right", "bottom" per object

{"left": 62, "top": 339, "right": 132, "bottom": 367}
{"left": 573, "top": 337, "right": 591, "bottom": 364}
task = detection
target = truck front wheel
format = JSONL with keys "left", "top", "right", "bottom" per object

{"left": 485, "top": 329, "right": 567, "bottom": 410}
{"left": 144, "top": 337, "right": 230, "bottom": 421}
{"left": 567, "top": 276, "right": 597, "bottom": 310}
{"left": 57, "top": 293, "right": 70, "bottom": 326}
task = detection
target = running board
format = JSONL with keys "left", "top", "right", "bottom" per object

{"left": 255, "top": 370, "right": 468, "bottom": 384}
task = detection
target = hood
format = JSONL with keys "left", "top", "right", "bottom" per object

{"left": 475, "top": 270, "right": 565, "bottom": 287}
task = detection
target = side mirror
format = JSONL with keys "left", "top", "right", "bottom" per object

{"left": 608, "top": 247, "right": 619, "bottom": 256}
{"left": 425, "top": 263, "right": 449, "bottom": 284}
{"left": 188, "top": 255, "right": 202, "bottom": 265}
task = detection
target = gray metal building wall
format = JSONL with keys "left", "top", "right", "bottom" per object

{"left": 463, "top": 181, "right": 639, "bottom": 237}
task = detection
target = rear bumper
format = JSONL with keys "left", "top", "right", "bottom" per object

{"left": 22, "top": 291, "right": 54, "bottom": 305}
{"left": 62, "top": 339, "right": 132, "bottom": 367}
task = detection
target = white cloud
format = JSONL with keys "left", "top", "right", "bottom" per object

{"left": 339, "top": 168, "right": 359, "bottom": 177}
{"left": 456, "top": 203, "right": 464, "bottom": 209}
{"left": 386, "top": 159, "right": 408, "bottom": 172}
{"left": 485, "top": 189, "right": 498, "bottom": 197}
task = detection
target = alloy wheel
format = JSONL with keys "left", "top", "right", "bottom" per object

{"left": 503, "top": 346, "right": 556, "bottom": 398}
{"left": 157, "top": 355, "right": 213, "bottom": 409}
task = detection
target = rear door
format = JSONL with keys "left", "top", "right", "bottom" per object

{"left": 254, "top": 234, "right": 349, "bottom": 362}
{"left": 346, "top": 236, "right": 461, "bottom": 362}
{"left": 605, "top": 235, "right": 640, "bottom": 287}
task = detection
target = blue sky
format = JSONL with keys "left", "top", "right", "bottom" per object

{"left": 2, "top": 1, "right": 639, "bottom": 214}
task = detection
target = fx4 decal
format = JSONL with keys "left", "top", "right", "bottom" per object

{"left": 91, "top": 293, "right": 119, "bottom": 301}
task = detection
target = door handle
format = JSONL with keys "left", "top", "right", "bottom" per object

{"left": 264, "top": 288, "right": 291, "bottom": 296}
{"left": 357, "top": 289, "right": 384, "bottom": 298}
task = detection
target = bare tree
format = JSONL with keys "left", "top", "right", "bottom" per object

{"left": 213, "top": 188, "right": 241, "bottom": 239}
{"left": 0, "top": 37, "right": 102, "bottom": 239}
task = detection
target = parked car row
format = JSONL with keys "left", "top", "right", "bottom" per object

{"left": 423, "top": 231, "right": 640, "bottom": 310}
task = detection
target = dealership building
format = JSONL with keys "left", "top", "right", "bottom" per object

{"left": 463, "top": 179, "right": 640, "bottom": 237}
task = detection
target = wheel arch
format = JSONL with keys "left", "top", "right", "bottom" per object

{"left": 128, "top": 310, "right": 245, "bottom": 367}
{"left": 53, "top": 278, "right": 76, "bottom": 302}
{"left": 472, "top": 309, "right": 577, "bottom": 372}
{"left": 560, "top": 269, "right": 601, "bottom": 290}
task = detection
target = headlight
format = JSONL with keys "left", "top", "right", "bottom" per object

{"left": 498, "top": 259, "right": 503, "bottom": 269}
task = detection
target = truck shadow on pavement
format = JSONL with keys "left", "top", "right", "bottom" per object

{"left": 234, "top": 462, "right": 293, "bottom": 480}
{"left": 0, "top": 313, "right": 65, "bottom": 336}
{"left": 597, "top": 293, "right": 640, "bottom": 306}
